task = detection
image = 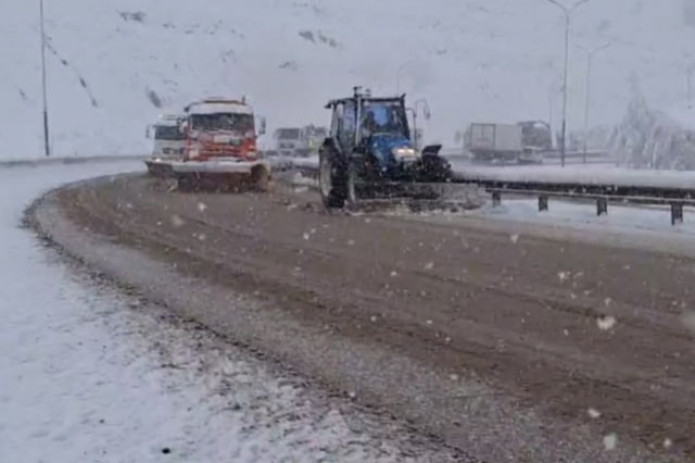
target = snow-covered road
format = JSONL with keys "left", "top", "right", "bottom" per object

{"left": 0, "top": 162, "right": 452, "bottom": 463}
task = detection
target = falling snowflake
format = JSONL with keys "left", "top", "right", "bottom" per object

{"left": 348, "top": 391, "right": 356, "bottom": 399}
{"left": 563, "top": 329, "right": 570, "bottom": 336}
{"left": 347, "top": 239, "right": 355, "bottom": 246}
{"left": 587, "top": 408, "right": 601, "bottom": 419}
{"left": 170, "top": 214, "right": 184, "bottom": 227}
{"left": 424, "top": 262, "right": 434, "bottom": 270}
{"left": 449, "top": 373, "right": 459, "bottom": 381}
{"left": 597, "top": 315, "right": 617, "bottom": 331}
{"left": 557, "top": 271, "right": 570, "bottom": 282}
{"left": 509, "top": 234, "right": 520, "bottom": 244}
{"left": 663, "top": 438, "right": 673, "bottom": 449}
{"left": 302, "top": 232, "right": 310, "bottom": 240}
{"left": 426, "top": 319, "right": 433, "bottom": 325}
{"left": 370, "top": 316, "right": 377, "bottom": 322}
{"left": 390, "top": 271, "right": 398, "bottom": 277}
{"left": 197, "top": 202, "right": 207, "bottom": 212}
{"left": 604, "top": 297, "right": 612, "bottom": 306}
{"left": 603, "top": 433, "right": 618, "bottom": 451}
{"left": 198, "top": 233, "right": 206, "bottom": 241}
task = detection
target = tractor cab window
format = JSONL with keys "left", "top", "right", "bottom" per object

{"left": 360, "top": 101, "right": 408, "bottom": 139}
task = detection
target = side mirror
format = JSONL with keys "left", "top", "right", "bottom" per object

{"left": 423, "top": 104, "right": 431, "bottom": 121}
{"left": 178, "top": 121, "right": 188, "bottom": 133}
{"left": 145, "top": 125, "right": 152, "bottom": 139}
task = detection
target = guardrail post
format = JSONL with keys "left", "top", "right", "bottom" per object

{"left": 597, "top": 198, "right": 607, "bottom": 216}
{"left": 671, "top": 202, "right": 684, "bottom": 225}
{"left": 492, "top": 191, "right": 501, "bottom": 207}
{"left": 539, "top": 195, "right": 549, "bottom": 212}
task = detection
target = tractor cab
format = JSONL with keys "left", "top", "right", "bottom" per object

{"left": 326, "top": 90, "right": 412, "bottom": 162}
{"left": 319, "top": 87, "right": 452, "bottom": 208}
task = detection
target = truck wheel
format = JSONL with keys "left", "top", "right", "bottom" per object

{"left": 319, "top": 150, "right": 347, "bottom": 208}
{"left": 250, "top": 164, "right": 270, "bottom": 192}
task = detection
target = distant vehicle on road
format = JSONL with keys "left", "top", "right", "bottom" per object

{"left": 273, "top": 125, "right": 328, "bottom": 157}
{"left": 464, "top": 120, "right": 551, "bottom": 164}
{"left": 145, "top": 97, "right": 270, "bottom": 192}
{"left": 146, "top": 113, "right": 186, "bottom": 160}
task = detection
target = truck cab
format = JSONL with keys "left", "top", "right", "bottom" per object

{"left": 273, "top": 127, "right": 304, "bottom": 157}
{"left": 180, "top": 98, "right": 266, "bottom": 162}
{"left": 146, "top": 114, "right": 186, "bottom": 160}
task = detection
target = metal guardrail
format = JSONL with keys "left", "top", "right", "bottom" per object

{"left": 283, "top": 159, "right": 695, "bottom": 225}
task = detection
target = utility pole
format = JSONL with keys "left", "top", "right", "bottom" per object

{"left": 577, "top": 43, "right": 610, "bottom": 163}
{"left": 542, "top": 0, "right": 592, "bottom": 167}
{"left": 39, "top": 0, "right": 50, "bottom": 157}
{"left": 688, "top": 65, "right": 694, "bottom": 109}
{"left": 548, "top": 75, "right": 563, "bottom": 148}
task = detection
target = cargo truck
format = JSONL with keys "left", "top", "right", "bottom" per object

{"left": 464, "top": 121, "right": 549, "bottom": 163}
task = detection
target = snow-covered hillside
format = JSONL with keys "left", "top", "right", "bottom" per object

{"left": 2, "top": 0, "right": 693, "bottom": 158}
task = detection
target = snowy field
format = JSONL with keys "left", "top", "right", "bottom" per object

{"left": 3, "top": 0, "right": 693, "bottom": 158}
{"left": 0, "top": 162, "right": 452, "bottom": 463}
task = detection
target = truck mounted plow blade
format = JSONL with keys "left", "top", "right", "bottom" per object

{"left": 145, "top": 159, "right": 176, "bottom": 178}
{"left": 149, "top": 159, "right": 271, "bottom": 193}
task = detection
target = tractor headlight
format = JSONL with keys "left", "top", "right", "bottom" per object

{"left": 392, "top": 147, "right": 417, "bottom": 159}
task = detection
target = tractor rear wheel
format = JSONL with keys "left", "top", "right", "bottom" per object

{"left": 346, "top": 161, "right": 358, "bottom": 208}
{"left": 319, "top": 150, "right": 347, "bottom": 208}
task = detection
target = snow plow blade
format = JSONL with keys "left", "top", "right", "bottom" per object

{"left": 145, "top": 159, "right": 176, "bottom": 178}
{"left": 348, "top": 182, "right": 482, "bottom": 212}
{"left": 168, "top": 159, "right": 271, "bottom": 193}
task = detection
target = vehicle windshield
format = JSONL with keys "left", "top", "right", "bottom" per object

{"left": 276, "top": 128, "right": 301, "bottom": 140}
{"left": 190, "top": 113, "right": 254, "bottom": 133}
{"left": 154, "top": 124, "right": 185, "bottom": 141}
{"left": 360, "top": 101, "right": 408, "bottom": 138}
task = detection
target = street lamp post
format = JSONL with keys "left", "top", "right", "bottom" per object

{"left": 577, "top": 43, "right": 610, "bottom": 163}
{"left": 548, "top": 75, "right": 563, "bottom": 148}
{"left": 39, "top": 0, "right": 50, "bottom": 157}
{"left": 687, "top": 65, "right": 694, "bottom": 109}
{"left": 542, "top": 0, "right": 592, "bottom": 167}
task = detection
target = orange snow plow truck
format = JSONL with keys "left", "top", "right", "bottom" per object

{"left": 146, "top": 97, "right": 270, "bottom": 192}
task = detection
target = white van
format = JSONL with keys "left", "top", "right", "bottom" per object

{"left": 146, "top": 114, "right": 186, "bottom": 160}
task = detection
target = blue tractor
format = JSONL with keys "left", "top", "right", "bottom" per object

{"left": 318, "top": 87, "right": 453, "bottom": 208}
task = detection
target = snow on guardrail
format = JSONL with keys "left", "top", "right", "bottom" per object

{"left": 454, "top": 164, "right": 695, "bottom": 190}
